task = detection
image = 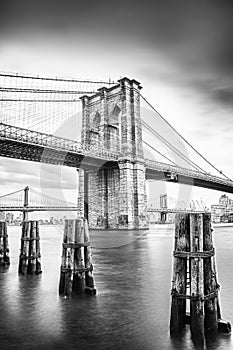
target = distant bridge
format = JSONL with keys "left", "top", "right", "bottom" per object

{"left": 0, "top": 186, "right": 77, "bottom": 213}
{"left": 0, "top": 187, "right": 209, "bottom": 218}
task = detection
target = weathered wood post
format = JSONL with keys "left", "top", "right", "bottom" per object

{"left": 203, "top": 213, "right": 219, "bottom": 336}
{"left": 72, "top": 219, "right": 85, "bottom": 293}
{"left": 18, "top": 220, "right": 42, "bottom": 275}
{"left": 170, "top": 214, "right": 190, "bottom": 335}
{"left": 59, "top": 218, "right": 96, "bottom": 296}
{"left": 83, "top": 218, "right": 96, "bottom": 294}
{"left": 0, "top": 221, "right": 10, "bottom": 266}
{"left": 170, "top": 212, "right": 231, "bottom": 347}
{"left": 189, "top": 213, "right": 205, "bottom": 347}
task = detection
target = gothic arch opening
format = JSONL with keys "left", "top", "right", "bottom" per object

{"left": 110, "top": 105, "right": 121, "bottom": 124}
{"left": 92, "top": 112, "right": 101, "bottom": 128}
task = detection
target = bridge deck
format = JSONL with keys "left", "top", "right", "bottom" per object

{"left": 145, "top": 159, "right": 233, "bottom": 194}
{"left": 1, "top": 122, "right": 233, "bottom": 194}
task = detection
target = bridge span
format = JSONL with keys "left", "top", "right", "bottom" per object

{"left": 1, "top": 74, "right": 233, "bottom": 229}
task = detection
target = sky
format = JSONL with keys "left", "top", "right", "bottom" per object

{"left": 1, "top": 0, "right": 233, "bottom": 212}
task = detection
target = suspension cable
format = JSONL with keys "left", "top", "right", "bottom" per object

{"left": 143, "top": 140, "right": 177, "bottom": 166}
{"left": 140, "top": 92, "right": 231, "bottom": 180}
{"left": 0, "top": 188, "right": 24, "bottom": 199}
{"left": 0, "top": 87, "right": 96, "bottom": 94}
{"left": 0, "top": 72, "right": 116, "bottom": 85}
{"left": 124, "top": 84, "right": 207, "bottom": 173}
{"left": 142, "top": 120, "right": 208, "bottom": 173}
{"left": 0, "top": 99, "right": 81, "bottom": 102}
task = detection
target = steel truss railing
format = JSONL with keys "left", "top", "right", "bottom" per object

{"left": 145, "top": 159, "right": 233, "bottom": 188}
{"left": 0, "top": 122, "right": 118, "bottom": 161}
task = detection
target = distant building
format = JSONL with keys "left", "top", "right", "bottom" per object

{"left": 219, "top": 194, "right": 233, "bottom": 207}
{"left": 211, "top": 194, "right": 233, "bottom": 222}
{"left": 211, "top": 204, "right": 226, "bottom": 223}
{"left": 160, "top": 194, "right": 168, "bottom": 209}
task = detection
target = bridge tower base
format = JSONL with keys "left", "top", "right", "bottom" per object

{"left": 170, "top": 213, "right": 231, "bottom": 348}
{"left": 59, "top": 219, "right": 96, "bottom": 296}
{"left": 77, "top": 162, "right": 147, "bottom": 230}
{"left": 18, "top": 221, "right": 42, "bottom": 275}
{"left": 0, "top": 221, "right": 10, "bottom": 266}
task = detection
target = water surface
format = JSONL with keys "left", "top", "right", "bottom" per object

{"left": 0, "top": 224, "right": 232, "bottom": 350}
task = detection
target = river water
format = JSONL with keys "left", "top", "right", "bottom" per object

{"left": 0, "top": 224, "right": 232, "bottom": 350}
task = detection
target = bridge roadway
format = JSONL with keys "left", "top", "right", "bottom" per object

{"left": 1, "top": 122, "right": 233, "bottom": 194}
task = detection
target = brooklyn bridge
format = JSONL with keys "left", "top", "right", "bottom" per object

{"left": 1, "top": 72, "right": 233, "bottom": 229}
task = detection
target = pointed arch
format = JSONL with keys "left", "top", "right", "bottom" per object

{"left": 111, "top": 104, "right": 121, "bottom": 123}
{"left": 92, "top": 112, "right": 101, "bottom": 127}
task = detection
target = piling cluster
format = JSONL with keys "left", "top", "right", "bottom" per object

{"left": 59, "top": 218, "right": 96, "bottom": 296}
{"left": 170, "top": 213, "right": 231, "bottom": 347}
{"left": 0, "top": 221, "right": 10, "bottom": 266}
{"left": 18, "top": 220, "right": 42, "bottom": 275}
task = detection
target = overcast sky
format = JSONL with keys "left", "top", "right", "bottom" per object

{"left": 1, "top": 0, "right": 233, "bottom": 209}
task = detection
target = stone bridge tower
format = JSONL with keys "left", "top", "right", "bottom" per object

{"left": 77, "top": 77, "right": 147, "bottom": 229}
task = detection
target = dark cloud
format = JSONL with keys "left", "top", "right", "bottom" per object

{"left": 212, "top": 87, "right": 233, "bottom": 107}
{"left": 2, "top": 0, "right": 233, "bottom": 78}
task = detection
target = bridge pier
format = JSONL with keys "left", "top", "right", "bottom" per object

{"left": 18, "top": 220, "right": 42, "bottom": 275}
{"left": 59, "top": 218, "right": 96, "bottom": 296}
{"left": 0, "top": 221, "right": 10, "bottom": 266}
{"left": 170, "top": 213, "right": 231, "bottom": 347}
{"left": 77, "top": 162, "right": 147, "bottom": 229}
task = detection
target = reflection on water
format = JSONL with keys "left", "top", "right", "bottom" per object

{"left": 0, "top": 224, "right": 232, "bottom": 349}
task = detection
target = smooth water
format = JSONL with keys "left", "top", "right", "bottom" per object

{"left": 0, "top": 225, "right": 232, "bottom": 350}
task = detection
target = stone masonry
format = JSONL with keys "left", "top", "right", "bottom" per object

{"left": 77, "top": 77, "right": 147, "bottom": 229}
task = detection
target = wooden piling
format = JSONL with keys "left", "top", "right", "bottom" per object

{"left": 72, "top": 219, "right": 85, "bottom": 293}
{"left": 59, "top": 220, "right": 74, "bottom": 294}
{"left": 189, "top": 214, "right": 205, "bottom": 347}
{"left": 18, "top": 221, "right": 42, "bottom": 275}
{"left": 203, "top": 214, "right": 218, "bottom": 336}
{"left": 59, "top": 218, "right": 96, "bottom": 296}
{"left": 0, "top": 221, "right": 10, "bottom": 266}
{"left": 170, "top": 214, "right": 190, "bottom": 335}
{"left": 170, "top": 212, "right": 231, "bottom": 347}
{"left": 84, "top": 219, "right": 96, "bottom": 295}
{"left": 35, "top": 221, "right": 42, "bottom": 274}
